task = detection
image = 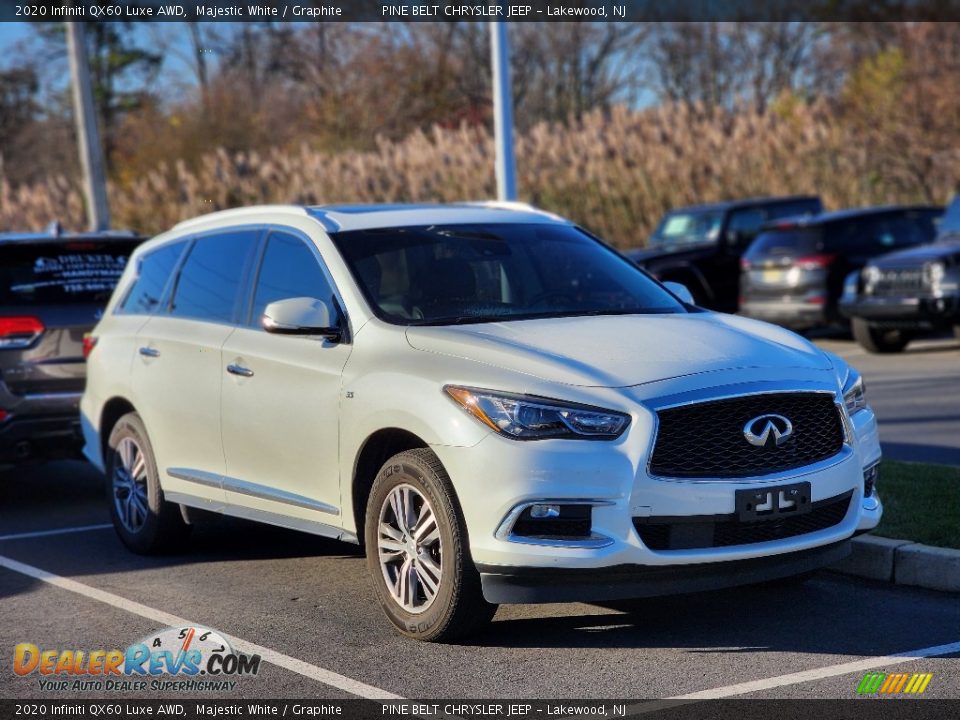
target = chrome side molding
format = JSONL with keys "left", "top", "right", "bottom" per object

{"left": 164, "top": 489, "right": 357, "bottom": 544}
{"left": 166, "top": 467, "right": 339, "bottom": 516}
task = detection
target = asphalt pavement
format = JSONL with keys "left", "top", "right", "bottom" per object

{"left": 814, "top": 335, "right": 960, "bottom": 466}
{"left": 1, "top": 335, "right": 958, "bottom": 703}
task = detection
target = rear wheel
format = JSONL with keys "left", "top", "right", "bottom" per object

{"left": 852, "top": 317, "right": 910, "bottom": 353}
{"left": 106, "top": 412, "right": 190, "bottom": 554}
{"left": 365, "top": 448, "right": 496, "bottom": 642}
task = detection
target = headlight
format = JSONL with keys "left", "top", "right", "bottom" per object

{"left": 924, "top": 261, "right": 945, "bottom": 293}
{"left": 444, "top": 386, "right": 630, "bottom": 440}
{"left": 842, "top": 370, "right": 867, "bottom": 415}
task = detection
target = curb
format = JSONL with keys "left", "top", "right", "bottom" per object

{"left": 830, "top": 535, "right": 960, "bottom": 592}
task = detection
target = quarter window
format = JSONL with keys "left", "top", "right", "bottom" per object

{"left": 170, "top": 230, "right": 258, "bottom": 323}
{"left": 117, "top": 241, "right": 186, "bottom": 315}
{"left": 250, "top": 231, "right": 334, "bottom": 327}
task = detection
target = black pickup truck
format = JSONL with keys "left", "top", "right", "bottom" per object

{"left": 627, "top": 196, "right": 823, "bottom": 312}
{"left": 840, "top": 196, "right": 960, "bottom": 353}
{"left": 0, "top": 227, "right": 142, "bottom": 465}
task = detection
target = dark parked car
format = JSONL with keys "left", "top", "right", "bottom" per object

{"left": 0, "top": 227, "right": 141, "bottom": 465}
{"left": 840, "top": 196, "right": 960, "bottom": 353}
{"left": 739, "top": 205, "right": 942, "bottom": 332}
{"left": 627, "top": 196, "right": 823, "bottom": 312}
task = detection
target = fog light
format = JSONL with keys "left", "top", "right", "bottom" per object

{"left": 511, "top": 504, "right": 593, "bottom": 539}
{"left": 864, "top": 463, "right": 879, "bottom": 497}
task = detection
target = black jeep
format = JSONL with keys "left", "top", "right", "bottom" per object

{"left": 627, "top": 196, "right": 822, "bottom": 312}
{"left": 0, "top": 226, "right": 142, "bottom": 464}
{"left": 840, "top": 196, "right": 960, "bottom": 353}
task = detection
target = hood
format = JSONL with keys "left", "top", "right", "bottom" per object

{"left": 405, "top": 312, "right": 833, "bottom": 388}
{"left": 871, "top": 241, "right": 960, "bottom": 268}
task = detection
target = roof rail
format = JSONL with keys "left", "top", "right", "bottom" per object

{"left": 170, "top": 205, "right": 311, "bottom": 232}
{"left": 464, "top": 200, "right": 564, "bottom": 221}
{"left": 303, "top": 207, "right": 341, "bottom": 232}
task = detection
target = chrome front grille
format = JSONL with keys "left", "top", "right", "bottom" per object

{"left": 649, "top": 392, "right": 845, "bottom": 479}
{"left": 870, "top": 268, "right": 925, "bottom": 297}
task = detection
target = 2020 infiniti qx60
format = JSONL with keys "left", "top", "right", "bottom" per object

{"left": 81, "top": 203, "right": 882, "bottom": 641}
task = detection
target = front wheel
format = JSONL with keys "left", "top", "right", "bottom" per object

{"left": 365, "top": 448, "right": 496, "bottom": 642}
{"left": 852, "top": 317, "right": 910, "bottom": 353}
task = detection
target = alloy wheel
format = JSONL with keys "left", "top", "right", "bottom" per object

{"left": 112, "top": 437, "right": 150, "bottom": 533}
{"left": 377, "top": 484, "right": 443, "bottom": 613}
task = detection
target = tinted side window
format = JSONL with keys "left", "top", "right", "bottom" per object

{"left": 939, "top": 197, "right": 960, "bottom": 236}
{"left": 727, "top": 208, "right": 767, "bottom": 240}
{"left": 117, "top": 241, "right": 186, "bottom": 315}
{"left": 250, "top": 231, "right": 333, "bottom": 327}
{"left": 170, "top": 230, "right": 259, "bottom": 323}
{"left": 766, "top": 199, "right": 822, "bottom": 219}
{"left": 827, "top": 214, "right": 929, "bottom": 256}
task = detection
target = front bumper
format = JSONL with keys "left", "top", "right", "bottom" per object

{"left": 433, "top": 377, "right": 882, "bottom": 602}
{"left": 478, "top": 539, "right": 851, "bottom": 603}
{"left": 839, "top": 294, "right": 959, "bottom": 325}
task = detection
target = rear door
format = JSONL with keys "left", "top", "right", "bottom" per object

{"left": 0, "top": 237, "right": 140, "bottom": 399}
{"left": 131, "top": 228, "right": 260, "bottom": 505}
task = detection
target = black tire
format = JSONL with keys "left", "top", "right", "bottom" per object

{"left": 106, "top": 412, "right": 190, "bottom": 554}
{"left": 364, "top": 448, "right": 496, "bottom": 642}
{"left": 851, "top": 317, "right": 910, "bottom": 354}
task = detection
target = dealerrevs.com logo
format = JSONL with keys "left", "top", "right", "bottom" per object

{"left": 13, "top": 626, "right": 261, "bottom": 692}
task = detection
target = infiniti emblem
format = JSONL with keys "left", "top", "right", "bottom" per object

{"left": 743, "top": 414, "right": 793, "bottom": 448}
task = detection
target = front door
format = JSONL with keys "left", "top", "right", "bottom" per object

{"left": 220, "top": 229, "right": 351, "bottom": 524}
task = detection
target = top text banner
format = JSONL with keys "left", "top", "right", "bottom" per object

{"left": 4, "top": 0, "right": 960, "bottom": 22}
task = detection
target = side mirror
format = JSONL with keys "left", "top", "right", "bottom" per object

{"left": 663, "top": 281, "right": 695, "bottom": 305}
{"left": 262, "top": 297, "right": 341, "bottom": 340}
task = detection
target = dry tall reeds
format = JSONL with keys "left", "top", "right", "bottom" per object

{"left": 3, "top": 101, "right": 956, "bottom": 248}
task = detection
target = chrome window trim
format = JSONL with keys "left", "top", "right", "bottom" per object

{"left": 495, "top": 499, "right": 615, "bottom": 549}
{"left": 641, "top": 385, "right": 850, "bottom": 484}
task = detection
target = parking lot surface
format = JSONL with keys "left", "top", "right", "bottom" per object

{"left": 815, "top": 335, "right": 960, "bottom": 466}
{"left": 1, "top": 336, "right": 958, "bottom": 702}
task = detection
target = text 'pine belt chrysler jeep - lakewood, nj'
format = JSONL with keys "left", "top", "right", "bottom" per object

{"left": 81, "top": 203, "right": 882, "bottom": 641}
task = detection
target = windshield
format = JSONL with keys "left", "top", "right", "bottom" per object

{"left": 650, "top": 210, "right": 723, "bottom": 248}
{"left": 330, "top": 223, "right": 685, "bottom": 326}
{"left": 0, "top": 239, "right": 140, "bottom": 306}
{"left": 938, "top": 197, "right": 960, "bottom": 239}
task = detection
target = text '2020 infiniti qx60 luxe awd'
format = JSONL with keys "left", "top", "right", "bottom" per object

{"left": 81, "top": 203, "right": 882, "bottom": 641}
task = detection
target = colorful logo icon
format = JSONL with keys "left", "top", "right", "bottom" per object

{"left": 857, "top": 672, "right": 933, "bottom": 695}
{"left": 13, "top": 625, "right": 260, "bottom": 692}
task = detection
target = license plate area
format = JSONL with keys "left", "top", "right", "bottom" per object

{"left": 735, "top": 482, "right": 811, "bottom": 521}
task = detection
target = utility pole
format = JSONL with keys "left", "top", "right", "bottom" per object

{"left": 490, "top": 20, "right": 518, "bottom": 201}
{"left": 66, "top": 21, "right": 110, "bottom": 231}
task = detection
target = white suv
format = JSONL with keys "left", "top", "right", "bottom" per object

{"left": 81, "top": 203, "right": 882, "bottom": 641}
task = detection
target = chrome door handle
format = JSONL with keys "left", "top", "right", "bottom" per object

{"left": 138, "top": 347, "right": 160, "bottom": 358}
{"left": 226, "top": 364, "right": 254, "bottom": 378}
